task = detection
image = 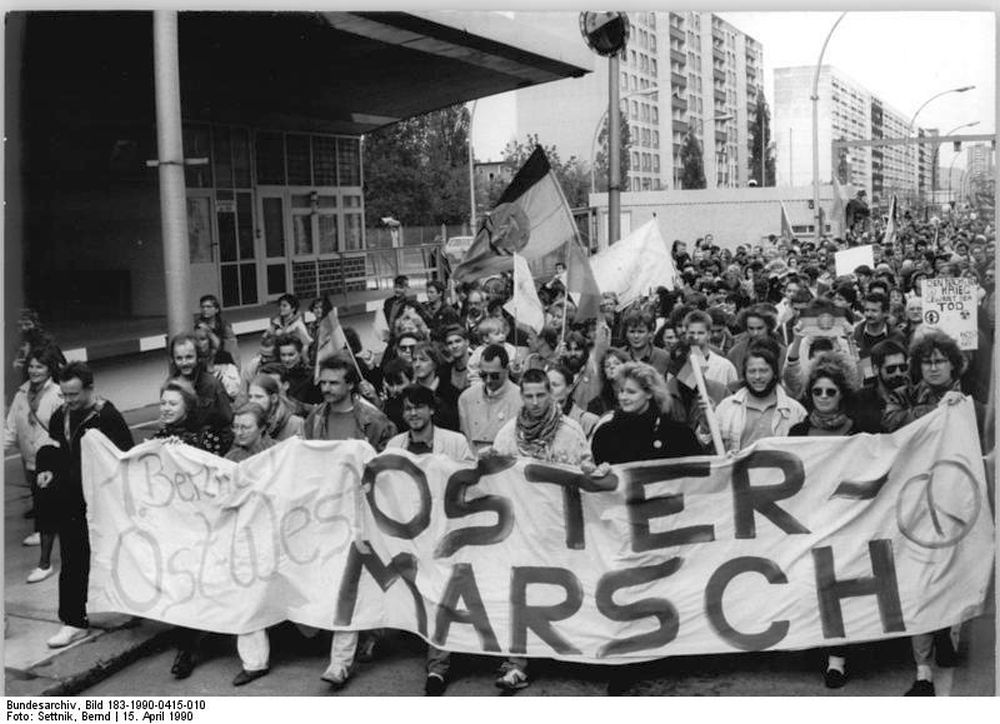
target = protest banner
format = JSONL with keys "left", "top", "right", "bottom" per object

{"left": 834, "top": 244, "right": 875, "bottom": 277}
{"left": 920, "top": 277, "right": 979, "bottom": 350}
{"left": 587, "top": 219, "right": 676, "bottom": 308}
{"left": 84, "top": 400, "right": 993, "bottom": 664}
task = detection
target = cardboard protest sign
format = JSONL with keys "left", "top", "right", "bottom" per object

{"left": 921, "top": 278, "right": 979, "bottom": 350}
{"left": 84, "top": 400, "right": 993, "bottom": 663}
{"left": 797, "top": 302, "right": 853, "bottom": 339}
{"left": 834, "top": 245, "right": 874, "bottom": 277}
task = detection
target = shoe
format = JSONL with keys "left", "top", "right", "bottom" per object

{"left": 824, "top": 668, "right": 847, "bottom": 689}
{"left": 46, "top": 625, "right": 88, "bottom": 649}
{"left": 934, "top": 630, "right": 958, "bottom": 667}
{"left": 495, "top": 665, "right": 529, "bottom": 692}
{"left": 424, "top": 673, "right": 447, "bottom": 696}
{"left": 356, "top": 634, "right": 379, "bottom": 662}
{"left": 22, "top": 532, "right": 40, "bottom": 546}
{"left": 232, "top": 668, "right": 269, "bottom": 687}
{"left": 904, "top": 680, "right": 935, "bottom": 697}
{"left": 26, "top": 566, "right": 55, "bottom": 584}
{"left": 171, "top": 651, "right": 196, "bottom": 679}
{"left": 321, "top": 663, "right": 353, "bottom": 688}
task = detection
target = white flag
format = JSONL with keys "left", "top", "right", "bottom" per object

{"left": 504, "top": 252, "right": 545, "bottom": 333}
{"left": 588, "top": 219, "right": 676, "bottom": 308}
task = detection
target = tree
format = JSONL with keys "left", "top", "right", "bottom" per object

{"left": 679, "top": 133, "right": 706, "bottom": 190}
{"left": 593, "top": 108, "right": 632, "bottom": 193}
{"left": 835, "top": 136, "right": 851, "bottom": 185}
{"left": 486, "top": 134, "right": 593, "bottom": 209}
{"left": 362, "top": 104, "right": 471, "bottom": 227}
{"left": 748, "top": 91, "right": 776, "bottom": 186}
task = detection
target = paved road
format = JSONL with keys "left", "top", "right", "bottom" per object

{"left": 83, "top": 616, "right": 994, "bottom": 697}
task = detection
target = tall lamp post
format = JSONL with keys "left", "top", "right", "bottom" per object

{"left": 944, "top": 121, "right": 979, "bottom": 207}
{"left": 467, "top": 100, "right": 478, "bottom": 234}
{"left": 811, "top": 12, "right": 847, "bottom": 241}
{"left": 907, "top": 85, "right": 975, "bottom": 204}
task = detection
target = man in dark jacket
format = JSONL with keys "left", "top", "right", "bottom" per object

{"left": 39, "top": 361, "right": 134, "bottom": 648}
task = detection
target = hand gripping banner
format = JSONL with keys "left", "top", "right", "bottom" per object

{"left": 82, "top": 399, "right": 994, "bottom": 663}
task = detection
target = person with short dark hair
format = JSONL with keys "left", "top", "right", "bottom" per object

{"left": 853, "top": 292, "right": 900, "bottom": 384}
{"left": 853, "top": 339, "right": 909, "bottom": 433}
{"left": 276, "top": 334, "right": 321, "bottom": 406}
{"left": 457, "top": 343, "right": 521, "bottom": 453}
{"left": 684, "top": 309, "right": 739, "bottom": 392}
{"left": 269, "top": 293, "right": 313, "bottom": 349}
{"left": 423, "top": 279, "right": 459, "bottom": 338}
{"left": 195, "top": 294, "right": 240, "bottom": 366}
{"left": 622, "top": 309, "right": 669, "bottom": 376}
{"left": 383, "top": 275, "right": 412, "bottom": 331}
{"left": 168, "top": 332, "right": 233, "bottom": 444}
{"left": 38, "top": 362, "right": 133, "bottom": 649}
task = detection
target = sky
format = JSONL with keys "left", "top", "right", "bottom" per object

{"left": 472, "top": 10, "right": 995, "bottom": 172}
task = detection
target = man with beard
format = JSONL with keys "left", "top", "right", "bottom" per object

{"left": 462, "top": 288, "right": 488, "bottom": 344}
{"left": 384, "top": 385, "right": 474, "bottom": 696}
{"left": 714, "top": 339, "right": 806, "bottom": 452}
{"left": 560, "top": 330, "right": 605, "bottom": 411}
{"left": 852, "top": 292, "right": 902, "bottom": 384}
{"left": 490, "top": 368, "right": 593, "bottom": 692}
{"left": 854, "top": 339, "right": 908, "bottom": 433}
{"left": 304, "top": 356, "right": 396, "bottom": 690}
{"left": 621, "top": 309, "right": 669, "bottom": 376}
{"left": 167, "top": 332, "right": 233, "bottom": 445}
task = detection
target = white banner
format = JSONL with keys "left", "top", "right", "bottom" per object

{"left": 921, "top": 277, "right": 979, "bottom": 350}
{"left": 83, "top": 400, "right": 993, "bottom": 663}
{"left": 588, "top": 219, "right": 676, "bottom": 307}
{"left": 834, "top": 244, "right": 875, "bottom": 277}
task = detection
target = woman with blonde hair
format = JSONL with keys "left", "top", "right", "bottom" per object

{"left": 590, "top": 362, "right": 702, "bottom": 464}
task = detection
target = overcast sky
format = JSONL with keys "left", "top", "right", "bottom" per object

{"left": 473, "top": 10, "right": 995, "bottom": 172}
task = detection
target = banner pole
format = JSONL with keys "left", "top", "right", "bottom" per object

{"left": 689, "top": 347, "right": 725, "bottom": 456}
{"left": 560, "top": 288, "right": 569, "bottom": 345}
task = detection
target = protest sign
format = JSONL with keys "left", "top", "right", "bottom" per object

{"left": 84, "top": 400, "right": 993, "bottom": 663}
{"left": 920, "top": 277, "right": 979, "bottom": 350}
{"left": 797, "top": 302, "right": 853, "bottom": 339}
{"left": 834, "top": 245, "right": 875, "bottom": 277}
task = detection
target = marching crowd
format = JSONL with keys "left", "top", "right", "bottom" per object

{"left": 5, "top": 204, "right": 995, "bottom": 697}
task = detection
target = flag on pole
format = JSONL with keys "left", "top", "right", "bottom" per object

{"left": 453, "top": 146, "right": 582, "bottom": 282}
{"left": 564, "top": 238, "right": 602, "bottom": 323}
{"left": 313, "top": 307, "right": 350, "bottom": 383}
{"left": 503, "top": 253, "right": 546, "bottom": 333}
{"left": 780, "top": 201, "right": 794, "bottom": 240}
{"left": 587, "top": 219, "right": 676, "bottom": 307}
{"left": 883, "top": 194, "right": 898, "bottom": 246}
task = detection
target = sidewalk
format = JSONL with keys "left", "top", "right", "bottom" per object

{"left": 3, "top": 407, "right": 173, "bottom": 697}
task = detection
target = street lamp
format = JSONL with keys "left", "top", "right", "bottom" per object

{"left": 590, "top": 86, "right": 660, "bottom": 193}
{"left": 944, "top": 121, "right": 979, "bottom": 207}
{"left": 907, "top": 85, "right": 975, "bottom": 202}
{"left": 811, "top": 12, "right": 847, "bottom": 241}
{"left": 467, "top": 100, "right": 478, "bottom": 233}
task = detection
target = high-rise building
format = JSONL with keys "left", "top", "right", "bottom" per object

{"left": 508, "top": 11, "right": 763, "bottom": 192}
{"left": 966, "top": 142, "right": 996, "bottom": 181}
{"left": 774, "top": 65, "right": 928, "bottom": 205}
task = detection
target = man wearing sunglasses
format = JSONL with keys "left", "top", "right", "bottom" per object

{"left": 457, "top": 344, "right": 521, "bottom": 454}
{"left": 853, "top": 339, "right": 908, "bottom": 434}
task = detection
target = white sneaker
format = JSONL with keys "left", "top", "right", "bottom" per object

{"left": 26, "top": 566, "right": 55, "bottom": 584}
{"left": 46, "top": 625, "right": 89, "bottom": 649}
{"left": 22, "top": 532, "right": 40, "bottom": 546}
{"left": 320, "top": 663, "right": 353, "bottom": 687}
{"left": 495, "top": 665, "right": 529, "bottom": 691}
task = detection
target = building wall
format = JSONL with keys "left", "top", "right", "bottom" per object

{"left": 590, "top": 185, "right": 836, "bottom": 250}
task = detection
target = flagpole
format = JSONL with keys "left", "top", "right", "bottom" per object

{"left": 560, "top": 290, "right": 569, "bottom": 345}
{"left": 689, "top": 347, "right": 725, "bottom": 456}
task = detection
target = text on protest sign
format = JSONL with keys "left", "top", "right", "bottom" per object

{"left": 82, "top": 400, "right": 993, "bottom": 663}
{"left": 920, "top": 277, "right": 979, "bottom": 350}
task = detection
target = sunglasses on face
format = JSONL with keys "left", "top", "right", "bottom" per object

{"left": 811, "top": 387, "right": 839, "bottom": 398}
{"left": 882, "top": 364, "right": 907, "bottom": 374}
{"left": 398, "top": 345, "right": 416, "bottom": 352}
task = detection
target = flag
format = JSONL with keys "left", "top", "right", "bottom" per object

{"left": 313, "top": 307, "right": 349, "bottom": 383}
{"left": 883, "top": 194, "right": 898, "bottom": 246}
{"left": 831, "top": 178, "right": 852, "bottom": 237}
{"left": 780, "top": 201, "right": 794, "bottom": 240}
{"left": 564, "top": 238, "right": 602, "bottom": 323}
{"left": 453, "top": 146, "right": 581, "bottom": 282}
{"left": 587, "top": 219, "right": 676, "bottom": 307}
{"left": 503, "top": 253, "right": 545, "bottom": 334}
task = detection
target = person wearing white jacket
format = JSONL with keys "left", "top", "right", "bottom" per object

{"left": 714, "top": 339, "right": 806, "bottom": 453}
{"left": 4, "top": 346, "right": 64, "bottom": 581}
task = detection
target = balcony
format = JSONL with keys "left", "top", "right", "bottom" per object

{"left": 671, "top": 71, "right": 687, "bottom": 88}
{"left": 713, "top": 45, "right": 725, "bottom": 62}
{"left": 669, "top": 24, "right": 684, "bottom": 42}
{"left": 673, "top": 120, "right": 689, "bottom": 135}
{"left": 714, "top": 87, "right": 726, "bottom": 103}
{"left": 670, "top": 48, "right": 686, "bottom": 64}
{"left": 716, "top": 128, "right": 727, "bottom": 143}
{"left": 713, "top": 66, "right": 725, "bottom": 82}
{"left": 672, "top": 95, "right": 688, "bottom": 112}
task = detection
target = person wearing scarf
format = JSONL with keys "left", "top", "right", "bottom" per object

{"left": 489, "top": 368, "right": 592, "bottom": 690}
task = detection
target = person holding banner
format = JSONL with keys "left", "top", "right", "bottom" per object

{"left": 490, "top": 368, "right": 594, "bottom": 692}
{"left": 167, "top": 333, "right": 233, "bottom": 448}
{"left": 590, "top": 362, "right": 701, "bottom": 465}
{"left": 546, "top": 365, "right": 600, "bottom": 438}
{"left": 714, "top": 339, "right": 806, "bottom": 453}
{"left": 385, "top": 384, "right": 475, "bottom": 696}
{"left": 246, "top": 374, "right": 304, "bottom": 441}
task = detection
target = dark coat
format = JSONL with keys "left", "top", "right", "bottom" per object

{"left": 591, "top": 405, "right": 703, "bottom": 465}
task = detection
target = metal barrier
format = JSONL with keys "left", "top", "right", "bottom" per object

{"left": 292, "top": 243, "right": 444, "bottom": 300}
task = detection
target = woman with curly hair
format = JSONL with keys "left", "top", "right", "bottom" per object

{"left": 586, "top": 347, "right": 629, "bottom": 417}
{"left": 590, "top": 362, "right": 701, "bottom": 464}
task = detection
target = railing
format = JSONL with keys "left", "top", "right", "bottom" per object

{"left": 291, "top": 243, "right": 446, "bottom": 300}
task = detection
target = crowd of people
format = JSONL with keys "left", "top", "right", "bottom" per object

{"left": 5, "top": 205, "right": 995, "bottom": 696}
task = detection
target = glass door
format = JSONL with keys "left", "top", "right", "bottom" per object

{"left": 217, "top": 190, "right": 259, "bottom": 307}
{"left": 258, "top": 190, "right": 289, "bottom": 299}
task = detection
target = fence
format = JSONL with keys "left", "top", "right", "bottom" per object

{"left": 290, "top": 243, "right": 445, "bottom": 300}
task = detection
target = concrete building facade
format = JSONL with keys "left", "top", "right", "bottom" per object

{"left": 774, "top": 65, "right": 927, "bottom": 204}
{"left": 510, "top": 11, "right": 763, "bottom": 192}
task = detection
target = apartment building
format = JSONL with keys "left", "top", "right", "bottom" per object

{"left": 774, "top": 65, "right": 926, "bottom": 204}
{"left": 510, "top": 11, "right": 763, "bottom": 192}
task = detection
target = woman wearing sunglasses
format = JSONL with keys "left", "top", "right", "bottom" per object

{"left": 788, "top": 351, "right": 861, "bottom": 691}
